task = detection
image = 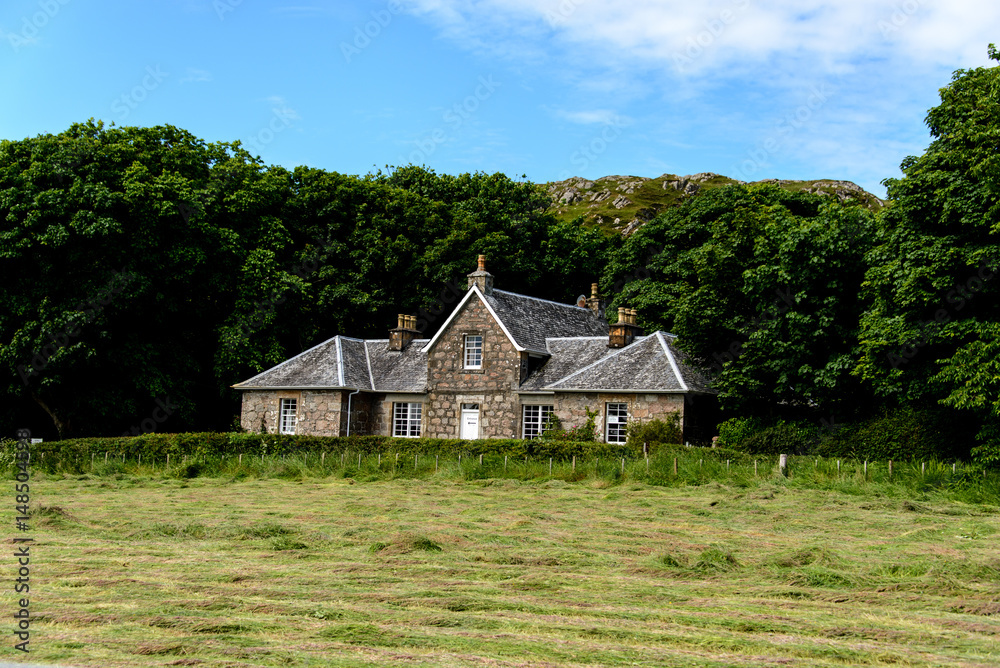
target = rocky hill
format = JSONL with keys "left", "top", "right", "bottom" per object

{"left": 544, "top": 173, "right": 884, "bottom": 235}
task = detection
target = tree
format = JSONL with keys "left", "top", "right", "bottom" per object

{"left": 856, "top": 45, "right": 1000, "bottom": 461}
{"left": 604, "top": 184, "right": 875, "bottom": 419}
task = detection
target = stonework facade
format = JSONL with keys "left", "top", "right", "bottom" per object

{"left": 234, "top": 257, "right": 715, "bottom": 442}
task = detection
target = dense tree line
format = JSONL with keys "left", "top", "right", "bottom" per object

{"left": 0, "top": 126, "right": 610, "bottom": 438}
{"left": 2, "top": 47, "right": 998, "bottom": 463}
{"left": 605, "top": 46, "right": 1000, "bottom": 463}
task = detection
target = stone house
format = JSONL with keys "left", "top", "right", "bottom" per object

{"left": 234, "top": 257, "right": 715, "bottom": 443}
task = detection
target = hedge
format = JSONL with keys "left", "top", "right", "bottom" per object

{"left": 0, "top": 432, "right": 757, "bottom": 469}
{"left": 0, "top": 432, "right": 690, "bottom": 463}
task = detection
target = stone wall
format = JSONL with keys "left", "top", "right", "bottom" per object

{"left": 239, "top": 390, "right": 345, "bottom": 436}
{"left": 425, "top": 296, "right": 521, "bottom": 438}
{"left": 522, "top": 392, "right": 685, "bottom": 442}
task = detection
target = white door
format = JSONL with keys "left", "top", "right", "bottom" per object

{"left": 460, "top": 407, "right": 480, "bottom": 440}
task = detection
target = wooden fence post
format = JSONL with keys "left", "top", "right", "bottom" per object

{"left": 779, "top": 454, "right": 788, "bottom": 477}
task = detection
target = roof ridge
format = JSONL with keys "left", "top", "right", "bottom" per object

{"left": 335, "top": 336, "right": 345, "bottom": 387}
{"left": 364, "top": 340, "right": 376, "bottom": 391}
{"left": 491, "top": 289, "right": 593, "bottom": 311}
{"left": 657, "top": 331, "right": 688, "bottom": 392}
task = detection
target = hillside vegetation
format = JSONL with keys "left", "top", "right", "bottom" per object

{"left": 545, "top": 172, "right": 883, "bottom": 234}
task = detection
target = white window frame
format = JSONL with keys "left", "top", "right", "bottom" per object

{"left": 393, "top": 402, "right": 422, "bottom": 438}
{"left": 522, "top": 405, "right": 554, "bottom": 440}
{"left": 464, "top": 335, "right": 483, "bottom": 369}
{"left": 279, "top": 398, "right": 297, "bottom": 435}
{"left": 606, "top": 402, "right": 628, "bottom": 444}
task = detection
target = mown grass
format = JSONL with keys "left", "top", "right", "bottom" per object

{"left": 14, "top": 456, "right": 1000, "bottom": 667}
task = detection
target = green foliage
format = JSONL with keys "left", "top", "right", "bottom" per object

{"left": 970, "top": 418, "right": 1000, "bottom": 468}
{"left": 716, "top": 417, "right": 766, "bottom": 449}
{"left": 539, "top": 407, "right": 599, "bottom": 443}
{"left": 0, "top": 129, "right": 614, "bottom": 439}
{"left": 626, "top": 413, "right": 682, "bottom": 450}
{"left": 603, "top": 183, "right": 875, "bottom": 417}
{"left": 856, "top": 47, "right": 1000, "bottom": 453}
{"left": 739, "top": 422, "right": 816, "bottom": 456}
{"left": 816, "top": 408, "right": 968, "bottom": 462}
{"left": 7, "top": 432, "right": 650, "bottom": 465}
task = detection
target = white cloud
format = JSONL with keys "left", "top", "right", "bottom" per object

{"left": 397, "top": 0, "right": 997, "bottom": 193}
{"left": 549, "top": 108, "right": 628, "bottom": 125}
{"left": 399, "top": 0, "right": 998, "bottom": 75}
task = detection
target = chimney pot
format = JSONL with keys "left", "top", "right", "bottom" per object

{"left": 390, "top": 314, "right": 417, "bottom": 351}
{"left": 591, "top": 283, "right": 599, "bottom": 298}
{"left": 467, "top": 255, "right": 494, "bottom": 295}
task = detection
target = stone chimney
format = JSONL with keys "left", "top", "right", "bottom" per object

{"left": 389, "top": 314, "right": 419, "bottom": 351}
{"left": 609, "top": 307, "right": 642, "bottom": 348}
{"left": 586, "top": 282, "right": 605, "bottom": 319}
{"left": 467, "top": 254, "right": 494, "bottom": 295}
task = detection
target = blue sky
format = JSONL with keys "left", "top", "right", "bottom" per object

{"left": 1, "top": 1, "right": 997, "bottom": 198}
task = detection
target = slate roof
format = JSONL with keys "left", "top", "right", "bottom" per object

{"left": 520, "top": 332, "right": 713, "bottom": 393}
{"left": 484, "top": 289, "right": 609, "bottom": 353}
{"left": 234, "top": 286, "right": 712, "bottom": 395}
{"left": 233, "top": 335, "right": 430, "bottom": 392}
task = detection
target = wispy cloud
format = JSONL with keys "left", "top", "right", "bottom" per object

{"left": 399, "top": 0, "right": 999, "bottom": 73}
{"left": 263, "top": 96, "right": 301, "bottom": 121}
{"left": 179, "top": 68, "right": 213, "bottom": 84}
{"left": 398, "top": 0, "right": 998, "bottom": 196}
{"left": 549, "top": 108, "right": 629, "bottom": 126}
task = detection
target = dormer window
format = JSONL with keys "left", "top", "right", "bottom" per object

{"left": 464, "top": 335, "right": 483, "bottom": 369}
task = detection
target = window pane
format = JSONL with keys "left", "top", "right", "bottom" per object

{"left": 394, "top": 402, "right": 422, "bottom": 438}
{"left": 464, "top": 335, "right": 483, "bottom": 368}
{"left": 606, "top": 403, "right": 628, "bottom": 444}
{"left": 280, "top": 398, "right": 297, "bottom": 435}
{"left": 522, "top": 404, "right": 553, "bottom": 440}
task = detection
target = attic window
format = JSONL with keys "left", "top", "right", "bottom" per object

{"left": 279, "top": 398, "right": 297, "bottom": 435}
{"left": 464, "top": 335, "right": 483, "bottom": 369}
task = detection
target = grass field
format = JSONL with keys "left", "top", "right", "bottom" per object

{"left": 17, "top": 461, "right": 1000, "bottom": 667}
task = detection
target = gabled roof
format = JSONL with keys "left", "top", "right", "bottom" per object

{"left": 421, "top": 285, "right": 609, "bottom": 355}
{"left": 233, "top": 335, "right": 429, "bottom": 392}
{"left": 233, "top": 283, "right": 712, "bottom": 395}
{"left": 486, "top": 289, "right": 609, "bottom": 353}
{"left": 365, "top": 339, "right": 429, "bottom": 393}
{"left": 520, "top": 332, "right": 714, "bottom": 393}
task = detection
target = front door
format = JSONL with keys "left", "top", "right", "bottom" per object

{"left": 460, "top": 404, "right": 480, "bottom": 440}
